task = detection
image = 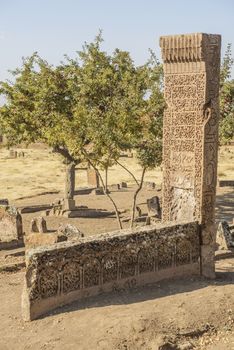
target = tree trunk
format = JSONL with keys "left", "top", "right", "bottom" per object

{"left": 105, "top": 166, "right": 108, "bottom": 192}
{"left": 130, "top": 167, "right": 146, "bottom": 228}
{"left": 65, "top": 162, "right": 75, "bottom": 199}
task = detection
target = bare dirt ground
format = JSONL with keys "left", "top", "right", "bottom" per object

{"left": 0, "top": 259, "right": 233, "bottom": 350}
{"left": 0, "top": 145, "right": 233, "bottom": 349}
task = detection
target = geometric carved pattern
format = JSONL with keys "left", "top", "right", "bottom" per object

{"left": 160, "top": 33, "right": 221, "bottom": 228}
{"left": 39, "top": 267, "right": 59, "bottom": 298}
{"left": 138, "top": 248, "right": 155, "bottom": 274}
{"left": 83, "top": 257, "right": 100, "bottom": 288}
{"left": 26, "top": 222, "right": 200, "bottom": 305}
{"left": 62, "top": 262, "right": 81, "bottom": 293}
{"left": 102, "top": 255, "right": 118, "bottom": 284}
{"left": 119, "top": 252, "right": 137, "bottom": 279}
{"left": 23, "top": 222, "right": 203, "bottom": 321}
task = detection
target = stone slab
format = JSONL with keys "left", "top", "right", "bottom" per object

{"left": 22, "top": 221, "right": 200, "bottom": 320}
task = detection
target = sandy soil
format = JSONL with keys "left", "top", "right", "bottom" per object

{"left": 0, "top": 145, "right": 233, "bottom": 202}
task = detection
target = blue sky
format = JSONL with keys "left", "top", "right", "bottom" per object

{"left": 0, "top": 0, "right": 233, "bottom": 81}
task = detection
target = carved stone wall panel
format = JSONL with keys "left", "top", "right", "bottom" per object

{"left": 62, "top": 262, "right": 81, "bottom": 294}
{"left": 138, "top": 248, "right": 155, "bottom": 274}
{"left": 83, "top": 257, "right": 100, "bottom": 288}
{"left": 119, "top": 252, "right": 137, "bottom": 279}
{"left": 102, "top": 255, "right": 118, "bottom": 284}
{"left": 23, "top": 221, "right": 200, "bottom": 320}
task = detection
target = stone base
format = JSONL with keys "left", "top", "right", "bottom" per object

{"left": 44, "top": 207, "right": 114, "bottom": 218}
{"left": 63, "top": 208, "right": 114, "bottom": 218}
{"left": 63, "top": 199, "right": 75, "bottom": 210}
{"left": 200, "top": 245, "right": 216, "bottom": 279}
{"left": 0, "top": 239, "right": 24, "bottom": 250}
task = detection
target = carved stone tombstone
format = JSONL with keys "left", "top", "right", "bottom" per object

{"left": 87, "top": 168, "right": 100, "bottom": 188}
{"left": 160, "top": 33, "right": 221, "bottom": 278}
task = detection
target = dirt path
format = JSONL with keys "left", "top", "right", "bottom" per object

{"left": 0, "top": 258, "right": 233, "bottom": 350}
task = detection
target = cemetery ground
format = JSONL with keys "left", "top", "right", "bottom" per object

{"left": 0, "top": 145, "right": 233, "bottom": 349}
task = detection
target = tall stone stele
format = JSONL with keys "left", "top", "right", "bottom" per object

{"left": 160, "top": 33, "right": 221, "bottom": 278}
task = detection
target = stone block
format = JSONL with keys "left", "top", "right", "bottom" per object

{"left": 120, "top": 182, "right": 128, "bottom": 188}
{"left": 9, "top": 150, "right": 17, "bottom": 158}
{"left": 63, "top": 198, "right": 76, "bottom": 210}
{"left": 0, "top": 205, "right": 23, "bottom": 245}
{"left": 143, "top": 181, "right": 156, "bottom": 190}
{"left": 24, "top": 232, "right": 67, "bottom": 249}
{"left": 22, "top": 221, "right": 200, "bottom": 320}
{"left": 57, "top": 224, "right": 84, "bottom": 241}
{"left": 109, "top": 184, "right": 120, "bottom": 191}
{"left": 30, "top": 216, "right": 47, "bottom": 233}
{"left": 216, "top": 221, "right": 234, "bottom": 250}
{"left": 0, "top": 199, "right": 9, "bottom": 206}
{"left": 218, "top": 180, "right": 234, "bottom": 187}
{"left": 87, "top": 168, "right": 100, "bottom": 187}
{"left": 147, "top": 196, "right": 161, "bottom": 218}
{"left": 91, "top": 187, "right": 104, "bottom": 195}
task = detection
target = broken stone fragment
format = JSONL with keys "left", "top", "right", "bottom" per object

{"left": 0, "top": 205, "right": 23, "bottom": 243}
{"left": 57, "top": 224, "right": 84, "bottom": 241}
{"left": 216, "top": 221, "right": 234, "bottom": 250}
{"left": 30, "top": 217, "right": 47, "bottom": 233}
{"left": 0, "top": 199, "right": 9, "bottom": 206}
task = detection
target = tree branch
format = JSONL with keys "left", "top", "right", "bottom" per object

{"left": 116, "top": 159, "right": 140, "bottom": 186}
{"left": 82, "top": 150, "right": 123, "bottom": 230}
{"left": 130, "top": 167, "right": 146, "bottom": 228}
{"left": 53, "top": 145, "right": 79, "bottom": 164}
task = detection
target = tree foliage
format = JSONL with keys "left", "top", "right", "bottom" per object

{"left": 0, "top": 33, "right": 164, "bottom": 228}
{"left": 219, "top": 44, "right": 234, "bottom": 145}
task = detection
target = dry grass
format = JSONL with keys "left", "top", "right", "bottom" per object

{"left": 0, "top": 145, "right": 233, "bottom": 201}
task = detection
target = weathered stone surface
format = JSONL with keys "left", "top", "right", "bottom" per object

{"left": 22, "top": 221, "right": 200, "bottom": 320}
{"left": 9, "top": 150, "right": 17, "bottom": 158}
{"left": 216, "top": 221, "right": 234, "bottom": 250}
{"left": 0, "top": 199, "right": 9, "bottom": 206}
{"left": 18, "top": 151, "right": 25, "bottom": 157}
{"left": 91, "top": 187, "right": 104, "bottom": 195}
{"left": 30, "top": 217, "right": 47, "bottom": 233}
{"left": 0, "top": 205, "right": 23, "bottom": 248}
{"left": 65, "top": 162, "right": 75, "bottom": 199}
{"left": 160, "top": 33, "right": 221, "bottom": 278}
{"left": 109, "top": 184, "right": 120, "bottom": 191}
{"left": 218, "top": 180, "right": 234, "bottom": 187}
{"left": 24, "top": 232, "right": 67, "bottom": 249}
{"left": 63, "top": 198, "right": 76, "bottom": 210}
{"left": 87, "top": 168, "right": 100, "bottom": 188}
{"left": 120, "top": 182, "right": 128, "bottom": 188}
{"left": 143, "top": 182, "right": 156, "bottom": 190}
{"left": 147, "top": 196, "right": 161, "bottom": 219}
{"left": 57, "top": 224, "right": 84, "bottom": 241}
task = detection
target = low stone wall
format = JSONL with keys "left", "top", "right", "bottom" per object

{"left": 22, "top": 221, "right": 200, "bottom": 321}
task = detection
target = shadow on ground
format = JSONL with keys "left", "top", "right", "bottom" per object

{"left": 215, "top": 189, "right": 234, "bottom": 222}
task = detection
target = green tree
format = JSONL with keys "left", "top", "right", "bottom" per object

{"left": 68, "top": 40, "right": 164, "bottom": 228}
{"left": 0, "top": 53, "right": 83, "bottom": 198}
{"left": 219, "top": 44, "right": 234, "bottom": 145}
{"left": 0, "top": 33, "right": 164, "bottom": 229}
